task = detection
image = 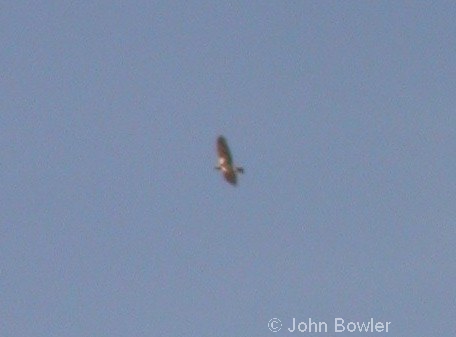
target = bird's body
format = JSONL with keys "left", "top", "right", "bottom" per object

{"left": 215, "top": 136, "right": 244, "bottom": 185}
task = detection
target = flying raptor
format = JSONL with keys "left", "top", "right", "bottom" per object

{"left": 215, "top": 136, "right": 244, "bottom": 185}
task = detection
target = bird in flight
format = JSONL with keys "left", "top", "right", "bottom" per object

{"left": 215, "top": 136, "right": 244, "bottom": 186}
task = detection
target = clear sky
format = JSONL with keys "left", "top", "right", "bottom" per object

{"left": 1, "top": 2, "right": 455, "bottom": 337}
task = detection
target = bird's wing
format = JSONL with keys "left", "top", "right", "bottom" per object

{"left": 223, "top": 170, "right": 237, "bottom": 185}
{"left": 217, "top": 136, "right": 233, "bottom": 165}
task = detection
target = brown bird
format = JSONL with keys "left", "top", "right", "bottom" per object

{"left": 215, "top": 136, "right": 244, "bottom": 185}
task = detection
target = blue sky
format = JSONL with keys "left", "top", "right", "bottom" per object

{"left": 1, "top": 2, "right": 455, "bottom": 336}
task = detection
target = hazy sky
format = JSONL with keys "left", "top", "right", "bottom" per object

{"left": 1, "top": 2, "right": 455, "bottom": 336}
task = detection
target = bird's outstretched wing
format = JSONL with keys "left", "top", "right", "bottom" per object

{"left": 223, "top": 170, "right": 237, "bottom": 185}
{"left": 217, "top": 136, "right": 233, "bottom": 165}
